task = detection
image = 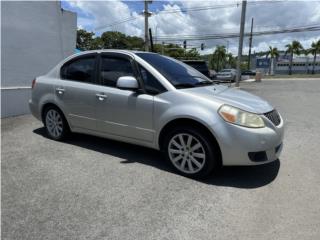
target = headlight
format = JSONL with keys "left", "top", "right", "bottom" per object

{"left": 218, "top": 105, "right": 265, "bottom": 128}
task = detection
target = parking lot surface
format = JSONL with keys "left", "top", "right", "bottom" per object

{"left": 2, "top": 79, "right": 320, "bottom": 240}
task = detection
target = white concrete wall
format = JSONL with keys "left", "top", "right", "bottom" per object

{"left": 1, "top": 1, "right": 76, "bottom": 118}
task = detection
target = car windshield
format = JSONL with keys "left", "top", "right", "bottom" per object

{"left": 220, "top": 69, "right": 232, "bottom": 73}
{"left": 136, "top": 53, "right": 213, "bottom": 89}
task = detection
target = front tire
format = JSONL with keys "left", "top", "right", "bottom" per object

{"left": 43, "top": 107, "right": 69, "bottom": 141}
{"left": 163, "top": 126, "right": 219, "bottom": 179}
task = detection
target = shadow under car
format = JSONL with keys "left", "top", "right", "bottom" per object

{"left": 33, "top": 127, "right": 280, "bottom": 189}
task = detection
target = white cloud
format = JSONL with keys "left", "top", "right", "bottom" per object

{"left": 66, "top": 0, "right": 320, "bottom": 54}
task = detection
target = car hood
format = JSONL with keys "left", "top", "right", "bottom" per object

{"left": 180, "top": 85, "right": 274, "bottom": 114}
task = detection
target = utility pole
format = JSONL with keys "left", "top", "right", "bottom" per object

{"left": 149, "top": 28, "right": 154, "bottom": 52}
{"left": 248, "top": 17, "right": 254, "bottom": 70}
{"left": 236, "top": 0, "right": 247, "bottom": 87}
{"left": 161, "top": 41, "right": 164, "bottom": 55}
{"left": 143, "top": 0, "right": 152, "bottom": 52}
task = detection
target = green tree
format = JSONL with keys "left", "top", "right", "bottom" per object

{"left": 210, "top": 45, "right": 227, "bottom": 71}
{"left": 266, "top": 46, "right": 279, "bottom": 75}
{"left": 163, "top": 43, "right": 185, "bottom": 58}
{"left": 184, "top": 48, "right": 201, "bottom": 60}
{"left": 126, "top": 36, "right": 144, "bottom": 50}
{"left": 100, "top": 31, "right": 128, "bottom": 49}
{"left": 226, "top": 53, "right": 236, "bottom": 68}
{"left": 152, "top": 43, "right": 200, "bottom": 59}
{"left": 307, "top": 40, "right": 320, "bottom": 74}
{"left": 99, "top": 31, "right": 144, "bottom": 50}
{"left": 91, "top": 37, "right": 104, "bottom": 50}
{"left": 285, "top": 40, "right": 304, "bottom": 75}
{"left": 76, "top": 29, "right": 95, "bottom": 50}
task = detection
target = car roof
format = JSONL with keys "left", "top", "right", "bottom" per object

{"left": 70, "top": 49, "right": 158, "bottom": 58}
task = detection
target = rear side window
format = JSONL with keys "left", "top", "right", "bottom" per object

{"left": 139, "top": 65, "right": 166, "bottom": 95}
{"left": 61, "top": 57, "right": 96, "bottom": 83}
{"left": 100, "top": 57, "right": 134, "bottom": 87}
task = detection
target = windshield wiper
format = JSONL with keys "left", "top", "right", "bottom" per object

{"left": 195, "top": 80, "right": 214, "bottom": 86}
{"left": 173, "top": 83, "right": 196, "bottom": 89}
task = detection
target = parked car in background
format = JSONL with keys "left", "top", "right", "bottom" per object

{"left": 29, "top": 50, "right": 284, "bottom": 178}
{"left": 242, "top": 70, "right": 256, "bottom": 76}
{"left": 216, "top": 69, "right": 237, "bottom": 82}
{"left": 209, "top": 69, "right": 217, "bottom": 79}
{"left": 182, "top": 60, "right": 210, "bottom": 78}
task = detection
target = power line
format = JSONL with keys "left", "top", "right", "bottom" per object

{"left": 154, "top": 24, "right": 320, "bottom": 38}
{"left": 94, "top": 0, "right": 284, "bottom": 31}
{"left": 95, "top": 16, "right": 137, "bottom": 30}
{"left": 154, "top": 25, "right": 320, "bottom": 41}
{"left": 154, "top": 2, "right": 239, "bottom": 14}
{"left": 95, "top": 3, "right": 239, "bottom": 31}
{"left": 155, "top": 0, "right": 283, "bottom": 15}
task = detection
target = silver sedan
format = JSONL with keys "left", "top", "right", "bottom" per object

{"left": 216, "top": 68, "right": 237, "bottom": 82}
{"left": 29, "top": 50, "right": 284, "bottom": 178}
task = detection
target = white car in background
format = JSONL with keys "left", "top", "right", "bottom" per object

{"left": 216, "top": 69, "right": 237, "bottom": 82}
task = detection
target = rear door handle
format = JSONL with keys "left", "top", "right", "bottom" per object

{"left": 96, "top": 93, "right": 108, "bottom": 101}
{"left": 56, "top": 88, "right": 65, "bottom": 95}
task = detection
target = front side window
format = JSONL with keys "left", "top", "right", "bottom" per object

{"left": 139, "top": 65, "right": 166, "bottom": 95}
{"left": 61, "top": 57, "right": 95, "bottom": 83}
{"left": 100, "top": 57, "right": 134, "bottom": 87}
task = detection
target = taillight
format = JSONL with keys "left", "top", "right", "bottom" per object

{"left": 31, "top": 79, "right": 36, "bottom": 89}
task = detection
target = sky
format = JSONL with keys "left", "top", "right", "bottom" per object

{"left": 61, "top": 0, "right": 320, "bottom": 55}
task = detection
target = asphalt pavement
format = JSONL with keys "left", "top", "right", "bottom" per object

{"left": 2, "top": 79, "right": 320, "bottom": 240}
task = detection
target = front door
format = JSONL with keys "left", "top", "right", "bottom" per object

{"left": 95, "top": 53, "right": 155, "bottom": 142}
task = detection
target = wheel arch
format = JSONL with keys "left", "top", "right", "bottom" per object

{"left": 158, "top": 118, "right": 222, "bottom": 164}
{"left": 41, "top": 102, "right": 68, "bottom": 126}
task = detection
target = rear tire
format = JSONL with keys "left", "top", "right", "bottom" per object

{"left": 43, "top": 106, "right": 69, "bottom": 141}
{"left": 163, "top": 126, "right": 219, "bottom": 179}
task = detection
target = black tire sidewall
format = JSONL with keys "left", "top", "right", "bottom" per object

{"left": 163, "top": 126, "right": 218, "bottom": 179}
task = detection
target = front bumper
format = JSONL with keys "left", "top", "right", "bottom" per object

{"left": 211, "top": 114, "right": 285, "bottom": 166}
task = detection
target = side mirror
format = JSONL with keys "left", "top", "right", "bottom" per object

{"left": 116, "top": 76, "right": 139, "bottom": 90}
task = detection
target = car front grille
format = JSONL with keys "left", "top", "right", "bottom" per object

{"left": 264, "top": 109, "right": 281, "bottom": 126}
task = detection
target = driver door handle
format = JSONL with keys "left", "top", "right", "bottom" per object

{"left": 96, "top": 93, "right": 108, "bottom": 101}
{"left": 56, "top": 88, "right": 65, "bottom": 95}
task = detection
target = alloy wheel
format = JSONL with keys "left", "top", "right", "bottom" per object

{"left": 168, "top": 133, "right": 206, "bottom": 174}
{"left": 45, "top": 109, "right": 63, "bottom": 138}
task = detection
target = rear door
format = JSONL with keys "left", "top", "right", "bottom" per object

{"left": 55, "top": 53, "right": 101, "bottom": 131}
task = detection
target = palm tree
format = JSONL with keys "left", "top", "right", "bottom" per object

{"left": 266, "top": 46, "right": 279, "bottom": 75}
{"left": 226, "top": 53, "right": 236, "bottom": 68}
{"left": 285, "top": 40, "right": 304, "bottom": 75}
{"left": 214, "top": 45, "right": 227, "bottom": 71}
{"left": 307, "top": 40, "right": 320, "bottom": 74}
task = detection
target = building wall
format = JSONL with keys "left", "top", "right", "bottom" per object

{"left": 276, "top": 60, "right": 320, "bottom": 74}
{"left": 1, "top": 1, "right": 76, "bottom": 117}
{"left": 254, "top": 55, "right": 320, "bottom": 75}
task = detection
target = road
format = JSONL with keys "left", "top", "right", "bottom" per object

{"left": 2, "top": 79, "right": 320, "bottom": 240}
